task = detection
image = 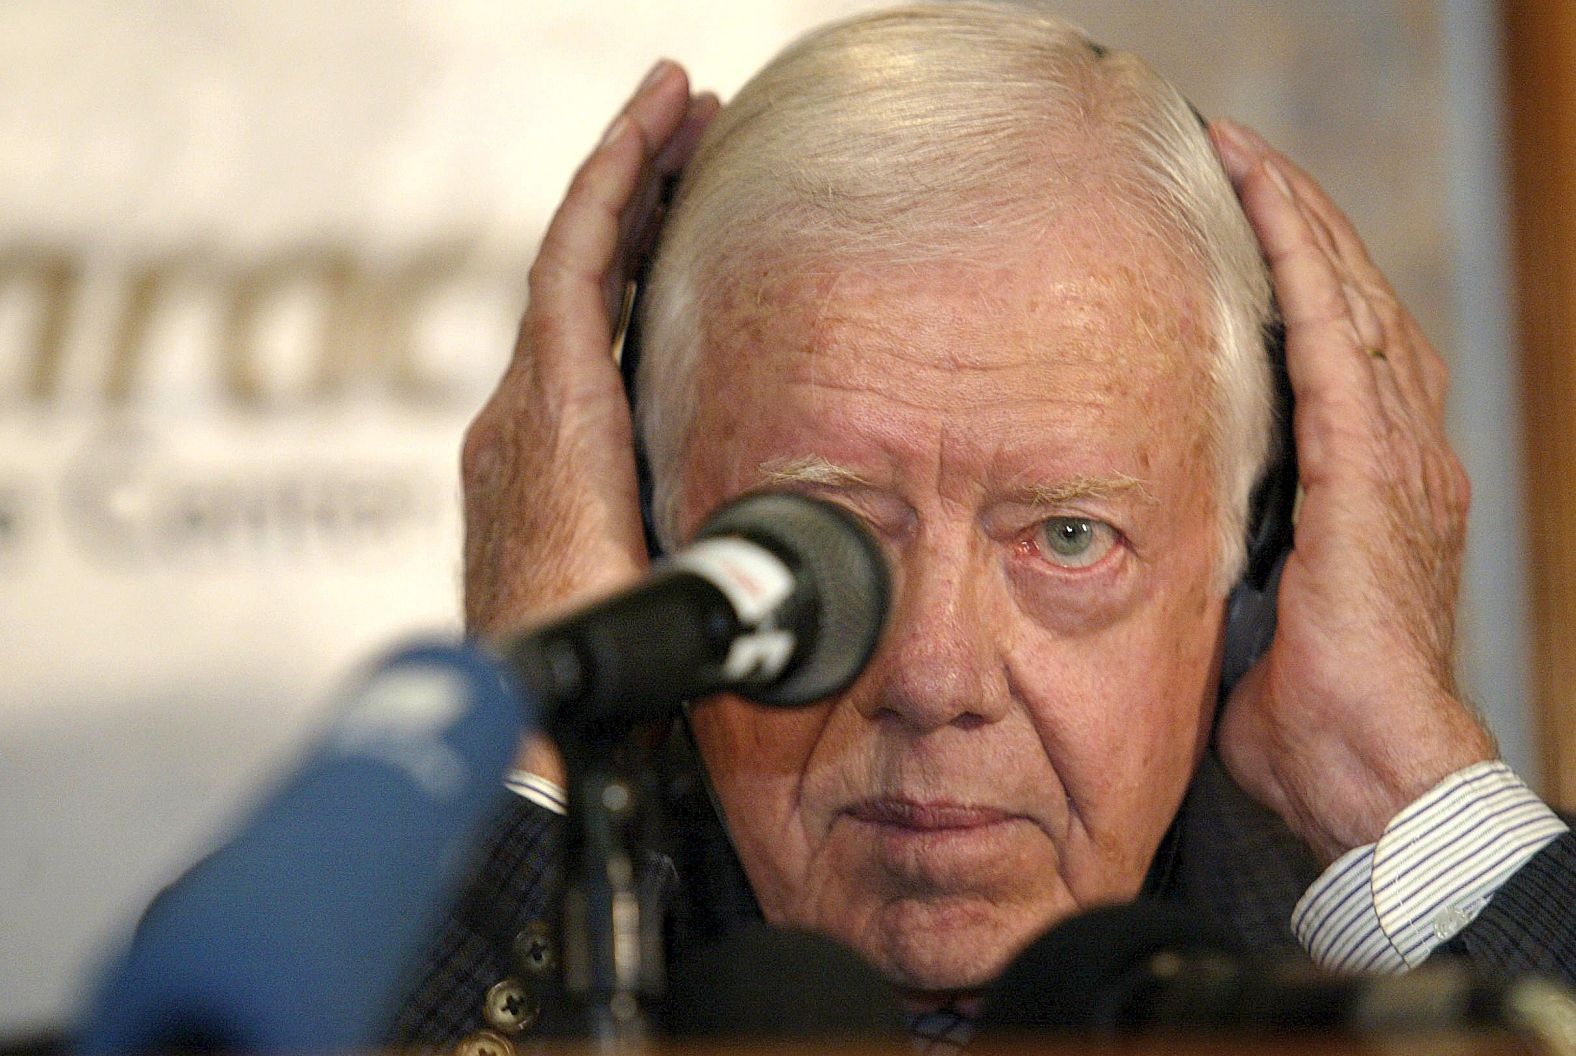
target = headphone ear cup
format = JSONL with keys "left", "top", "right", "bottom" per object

{"left": 1218, "top": 314, "right": 1297, "bottom": 702}
{"left": 618, "top": 176, "right": 680, "bottom": 560}
{"left": 1220, "top": 552, "right": 1286, "bottom": 699}
{"left": 617, "top": 282, "right": 663, "bottom": 560}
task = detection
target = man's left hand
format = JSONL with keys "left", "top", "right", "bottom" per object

{"left": 1208, "top": 119, "right": 1496, "bottom": 865}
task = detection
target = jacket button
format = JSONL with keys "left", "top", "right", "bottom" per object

{"left": 455, "top": 1029, "right": 515, "bottom": 1056}
{"left": 484, "top": 977, "right": 541, "bottom": 1034}
{"left": 514, "top": 920, "right": 556, "bottom": 978}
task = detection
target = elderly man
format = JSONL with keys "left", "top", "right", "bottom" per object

{"left": 392, "top": 3, "right": 1576, "bottom": 1048}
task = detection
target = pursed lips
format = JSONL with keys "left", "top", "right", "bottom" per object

{"left": 840, "top": 797, "right": 1033, "bottom": 881}
{"left": 846, "top": 797, "right": 1019, "bottom": 830}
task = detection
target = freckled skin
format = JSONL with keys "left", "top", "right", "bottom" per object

{"left": 673, "top": 206, "right": 1226, "bottom": 992}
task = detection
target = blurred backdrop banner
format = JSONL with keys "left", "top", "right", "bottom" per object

{"left": 0, "top": 0, "right": 1527, "bottom": 1037}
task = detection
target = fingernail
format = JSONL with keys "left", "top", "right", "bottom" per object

{"left": 1264, "top": 160, "right": 1294, "bottom": 202}
{"left": 1220, "top": 118, "right": 1269, "bottom": 151}
{"left": 599, "top": 114, "right": 631, "bottom": 150}
{"left": 638, "top": 59, "right": 674, "bottom": 94}
{"left": 1213, "top": 119, "right": 1250, "bottom": 153}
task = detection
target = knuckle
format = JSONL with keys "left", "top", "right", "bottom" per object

{"left": 1303, "top": 396, "right": 1369, "bottom": 447}
{"left": 528, "top": 243, "right": 599, "bottom": 300}
{"left": 461, "top": 412, "right": 504, "bottom": 489}
{"left": 566, "top": 158, "right": 602, "bottom": 199}
{"left": 1448, "top": 453, "right": 1471, "bottom": 512}
{"left": 1292, "top": 299, "right": 1358, "bottom": 343}
{"left": 1382, "top": 431, "right": 1423, "bottom": 485}
{"left": 528, "top": 305, "right": 568, "bottom": 352}
{"left": 527, "top": 252, "right": 566, "bottom": 292}
{"left": 1357, "top": 277, "right": 1400, "bottom": 311}
{"left": 526, "top": 256, "right": 554, "bottom": 294}
{"left": 566, "top": 158, "right": 619, "bottom": 210}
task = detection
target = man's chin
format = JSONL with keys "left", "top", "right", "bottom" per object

{"left": 856, "top": 894, "right": 1065, "bottom": 992}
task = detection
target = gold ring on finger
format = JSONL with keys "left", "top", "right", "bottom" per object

{"left": 1366, "top": 347, "right": 1388, "bottom": 362}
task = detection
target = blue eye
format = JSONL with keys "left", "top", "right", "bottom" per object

{"left": 1032, "top": 516, "right": 1116, "bottom": 569}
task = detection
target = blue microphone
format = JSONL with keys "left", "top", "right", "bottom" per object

{"left": 77, "top": 640, "right": 532, "bottom": 1054}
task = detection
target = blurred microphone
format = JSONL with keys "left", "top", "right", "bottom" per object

{"left": 980, "top": 903, "right": 1576, "bottom": 1041}
{"left": 661, "top": 924, "right": 904, "bottom": 1040}
{"left": 77, "top": 642, "right": 531, "bottom": 1054}
{"left": 76, "top": 492, "right": 889, "bottom": 1052}
{"left": 509, "top": 492, "right": 890, "bottom": 752}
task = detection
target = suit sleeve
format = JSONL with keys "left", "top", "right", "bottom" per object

{"left": 1440, "top": 829, "right": 1576, "bottom": 981}
{"left": 383, "top": 794, "right": 563, "bottom": 1047}
{"left": 1292, "top": 762, "right": 1567, "bottom": 972}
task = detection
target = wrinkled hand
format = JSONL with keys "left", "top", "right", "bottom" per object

{"left": 462, "top": 61, "right": 718, "bottom": 638}
{"left": 1209, "top": 120, "right": 1495, "bottom": 865}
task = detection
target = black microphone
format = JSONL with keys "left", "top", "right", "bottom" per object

{"left": 661, "top": 924, "right": 904, "bottom": 1041}
{"left": 507, "top": 492, "right": 890, "bottom": 751}
{"left": 980, "top": 903, "right": 1576, "bottom": 1041}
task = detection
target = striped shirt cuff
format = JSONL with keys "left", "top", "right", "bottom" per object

{"left": 504, "top": 768, "right": 568, "bottom": 815}
{"left": 1292, "top": 761, "right": 1567, "bottom": 973}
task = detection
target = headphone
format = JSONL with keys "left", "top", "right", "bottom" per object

{"left": 1220, "top": 315, "right": 1295, "bottom": 699}
{"left": 616, "top": 172, "right": 1298, "bottom": 705}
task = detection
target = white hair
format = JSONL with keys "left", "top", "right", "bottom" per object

{"left": 635, "top": 0, "right": 1276, "bottom": 591}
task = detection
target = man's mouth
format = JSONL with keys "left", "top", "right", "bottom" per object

{"left": 846, "top": 798, "right": 1016, "bottom": 830}
{"left": 841, "top": 797, "right": 1037, "bottom": 885}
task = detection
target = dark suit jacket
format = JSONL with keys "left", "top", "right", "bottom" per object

{"left": 385, "top": 750, "right": 1576, "bottom": 1047}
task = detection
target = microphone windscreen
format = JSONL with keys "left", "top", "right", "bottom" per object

{"left": 661, "top": 923, "right": 904, "bottom": 1040}
{"left": 979, "top": 902, "right": 1241, "bottom": 1033}
{"left": 698, "top": 493, "right": 889, "bottom": 706}
{"left": 77, "top": 640, "right": 531, "bottom": 1054}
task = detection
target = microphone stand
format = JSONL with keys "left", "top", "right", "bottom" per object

{"left": 558, "top": 740, "right": 666, "bottom": 1052}
{"left": 509, "top": 629, "right": 678, "bottom": 1051}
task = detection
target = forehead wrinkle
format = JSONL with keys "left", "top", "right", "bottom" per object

{"left": 769, "top": 257, "right": 1107, "bottom": 364}
{"left": 817, "top": 284, "right": 1113, "bottom": 375}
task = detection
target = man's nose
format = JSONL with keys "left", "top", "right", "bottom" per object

{"left": 853, "top": 537, "right": 1009, "bottom": 730}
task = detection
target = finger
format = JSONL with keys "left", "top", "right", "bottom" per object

{"left": 1287, "top": 188, "right": 1344, "bottom": 268}
{"left": 656, "top": 90, "right": 721, "bottom": 176}
{"left": 530, "top": 120, "right": 641, "bottom": 369}
{"left": 1344, "top": 284, "right": 1439, "bottom": 441}
{"left": 602, "top": 74, "right": 709, "bottom": 319}
{"left": 528, "top": 62, "right": 692, "bottom": 370}
{"left": 619, "top": 91, "right": 724, "bottom": 277}
{"left": 1214, "top": 120, "right": 1375, "bottom": 281}
{"left": 1347, "top": 281, "right": 1440, "bottom": 435}
{"left": 1215, "top": 121, "right": 1441, "bottom": 402}
{"left": 1264, "top": 152, "right": 1441, "bottom": 421}
{"left": 1215, "top": 123, "right": 1385, "bottom": 324}
{"left": 1268, "top": 175, "right": 1449, "bottom": 508}
{"left": 1214, "top": 120, "right": 1441, "bottom": 434}
{"left": 1232, "top": 156, "right": 1392, "bottom": 470}
{"left": 1285, "top": 191, "right": 1392, "bottom": 360}
{"left": 621, "top": 60, "right": 693, "bottom": 157}
{"left": 540, "top": 59, "right": 690, "bottom": 286}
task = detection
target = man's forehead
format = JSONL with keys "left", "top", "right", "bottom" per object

{"left": 700, "top": 238, "right": 1211, "bottom": 388}
{"left": 678, "top": 221, "right": 1218, "bottom": 512}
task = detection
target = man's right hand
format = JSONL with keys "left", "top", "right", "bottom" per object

{"left": 462, "top": 61, "right": 718, "bottom": 638}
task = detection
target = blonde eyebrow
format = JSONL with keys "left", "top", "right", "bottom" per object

{"left": 757, "top": 454, "right": 874, "bottom": 489}
{"left": 1018, "top": 473, "right": 1154, "bottom": 506}
{"left": 759, "top": 458, "right": 1151, "bottom": 508}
